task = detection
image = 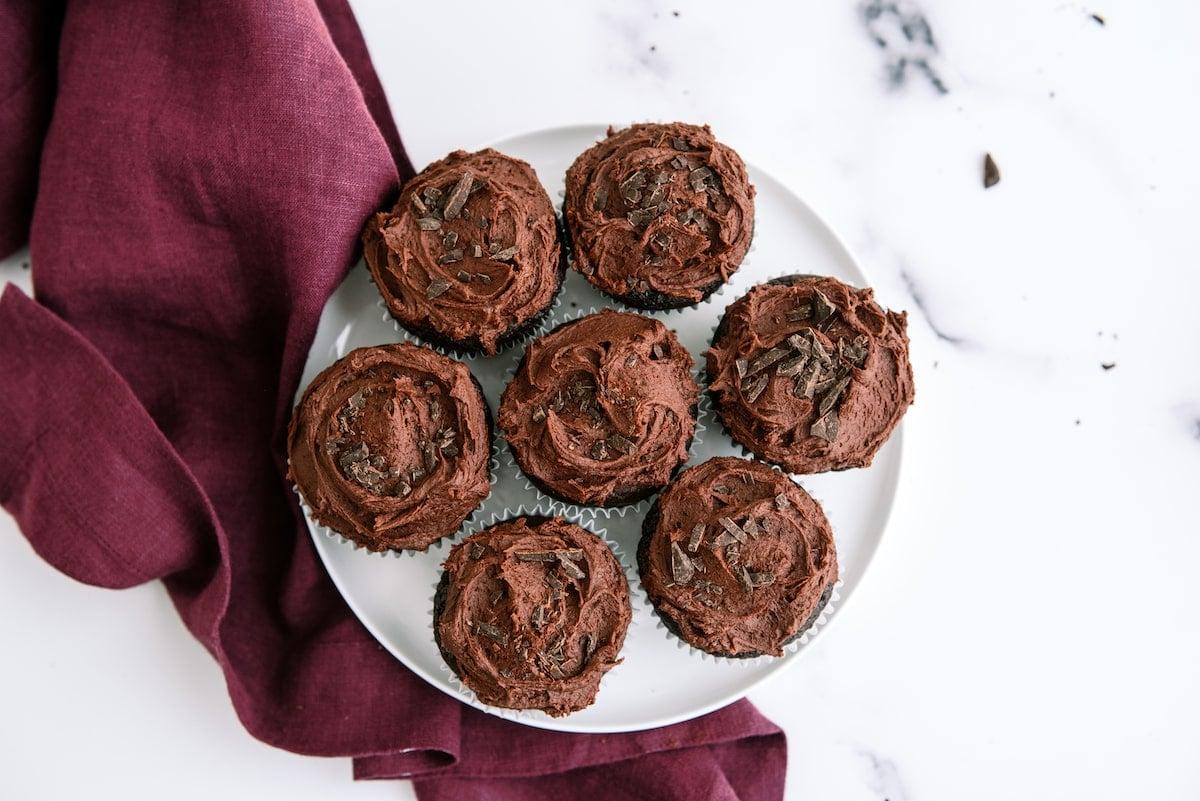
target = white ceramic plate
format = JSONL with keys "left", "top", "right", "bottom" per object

{"left": 297, "top": 124, "right": 903, "bottom": 733}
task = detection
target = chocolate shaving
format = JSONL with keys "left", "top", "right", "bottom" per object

{"left": 741, "top": 373, "right": 769, "bottom": 403}
{"left": 515, "top": 549, "right": 585, "bottom": 563}
{"left": 670, "top": 541, "right": 695, "bottom": 585}
{"left": 606, "top": 433, "right": 635, "bottom": 454}
{"left": 457, "top": 270, "right": 471, "bottom": 282}
{"left": 490, "top": 245, "right": 518, "bottom": 262}
{"left": 593, "top": 185, "right": 609, "bottom": 211}
{"left": 417, "top": 217, "right": 441, "bottom": 231}
{"left": 442, "top": 171, "right": 474, "bottom": 219}
{"left": 818, "top": 374, "right": 851, "bottom": 416}
{"left": 785, "top": 304, "right": 812, "bottom": 322}
{"left": 687, "top": 523, "right": 705, "bottom": 553}
{"left": 591, "top": 440, "right": 608, "bottom": 460}
{"left": 469, "top": 542, "right": 485, "bottom": 559}
{"left": 810, "top": 290, "right": 836, "bottom": 325}
{"left": 443, "top": 231, "right": 458, "bottom": 248}
{"left": 411, "top": 193, "right": 428, "bottom": 215}
{"left": 774, "top": 492, "right": 790, "bottom": 510}
{"left": 734, "top": 358, "right": 749, "bottom": 379}
{"left": 532, "top": 406, "right": 546, "bottom": 422}
{"left": 438, "top": 249, "right": 463, "bottom": 264}
{"left": 531, "top": 604, "right": 547, "bottom": 631}
{"left": 581, "top": 632, "right": 597, "bottom": 664}
{"left": 672, "top": 137, "right": 690, "bottom": 150}
{"left": 473, "top": 620, "right": 508, "bottom": 645}
{"left": 742, "top": 518, "right": 761, "bottom": 538}
{"left": 472, "top": 244, "right": 483, "bottom": 258}
{"left": 747, "top": 346, "right": 790, "bottom": 375}
{"left": 787, "top": 332, "right": 813, "bottom": 354}
{"left": 394, "top": 480, "right": 411, "bottom": 497}
{"left": 811, "top": 410, "right": 839, "bottom": 442}
{"left": 557, "top": 553, "right": 586, "bottom": 580}
{"left": 718, "top": 516, "right": 748, "bottom": 543}
{"left": 689, "top": 166, "right": 714, "bottom": 192}
{"left": 426, "top": 279, "right": 450, "bottom": 299}
{"left": 983, "top": 153, "right": 1001, "bottom": 189}
{"left": 776, "top": 353, "right": 809, "bottom": 377}
{"left": 747, "top": 569, "right": 775, "bottom": 588}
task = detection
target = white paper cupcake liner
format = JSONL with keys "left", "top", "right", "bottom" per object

{"left": 427, "top": 503, "right": 641, "bottom": 721}
{"left": 496, "top": 305, "right": 708, "bottom": 519}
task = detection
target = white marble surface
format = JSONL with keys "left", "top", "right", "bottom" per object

{"left": 3, "top": 0, "right": 1199, "bottom": 798}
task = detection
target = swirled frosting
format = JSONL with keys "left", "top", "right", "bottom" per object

{"left": 638, "top": 457, "right": 838, "bottom": 657}
{"left": 499, "top": 310, "right": 699, "bottom": 506}
{"left": 563, "top": 122, "right": 755, "bottom": 307}
{"left": 706, "top": 275, "right": 914, "bottom": 474}
{"left": 434, "top": 516, "right": 631, "bottom": 716}
{"left": 362, "top": 149, "right": 562, "bottom": 355}
{"left": 287, "top": 343, "right": 491, "bottom": 551}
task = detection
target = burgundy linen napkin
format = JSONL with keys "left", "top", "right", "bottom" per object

{"left": 0, "top": 2, "right": 786, "bottom": 798}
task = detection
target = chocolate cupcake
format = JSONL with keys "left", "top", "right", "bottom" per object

{"left": 433, "top": 516, "right": 631, "bottom": 717}
{"left": 707, "top": 275, "right": 914, "bottom": 474}
{"left": 362, "top": 149, "right": 565, "bottom": 355}
{"left": 638, "top": 456, "right": 838, "bottom": 658}
{"left": 499, "top": 309, "right": 699, "bottom": 507}
{"left": 287, "top": 343, "right": 492, "bottom": 552}
{"left": 563, "top": 123, "right": 755, "bottom": 310}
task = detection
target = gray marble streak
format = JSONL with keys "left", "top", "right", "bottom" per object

{"left": 859, "top": 748, "right": 912, "bottom": 801}
{"left": 860, "top": 0, "right": 948, "bottom": 93}
{"left": 898, "top": 267, "right": 971, "bottom": 347}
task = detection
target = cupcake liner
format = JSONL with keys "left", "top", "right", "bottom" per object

{"left": 290, "top": 451, "right": 501, "bottom": 559}
{"left": 638, "top": 457, "right": 846, "bottom": 667}
{"left": 497, "top": 305, "right": 707, "bottom": 519}
{"left": 427, "top": 503, "right": 641, "bottom": 721}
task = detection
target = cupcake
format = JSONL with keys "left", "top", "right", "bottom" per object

{"left": 287, "top": 343, "right": 491, "bottom": 552}
{"left": 563, "top": 122, "right": 755, "bottom": 310}
{"left": 706, "top": 275, "right": 914, "bottom": 474}
{"left": 638, "top": 456, "right": 838, "bottom": 658}
{"left": 362, "top": 149, "right": 565, "bottom": 355}
{"left": 433, "top": 516, "right": 631, "bottom": 716}
{"left": 499, "top": 309, "right": 699, "bottom": 507}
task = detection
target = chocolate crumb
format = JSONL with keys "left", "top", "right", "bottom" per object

{"left": 983, "top": 153, "right": 1001, "bottom": 189}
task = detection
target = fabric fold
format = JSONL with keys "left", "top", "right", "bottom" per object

{"left": 0, "top": 1, "right": 787, "bottom": 799}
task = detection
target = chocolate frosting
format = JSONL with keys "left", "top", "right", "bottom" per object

{"left": 499, "top": 310, "right": 699, "bottom": 506}
{"left": 434, "top": 516, "right": 631, "bottom": 716}
{"left": 563, "top": 122, "right": 755, "bottom": 304}
{"left": 707, "top": 275, "right": 914, "bottom": 474}
{"left": 639, "top": 457, "right": 838, "bottom": 657}
{"left": 287, "top": 343, "right": 491, "bottom": 551}
{"left": 363, "top": 149, "right": 561, "bottom": 355}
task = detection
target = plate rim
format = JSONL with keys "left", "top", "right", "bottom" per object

{"left": 302, "top": 123, "right": 903, "bottom": 733}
